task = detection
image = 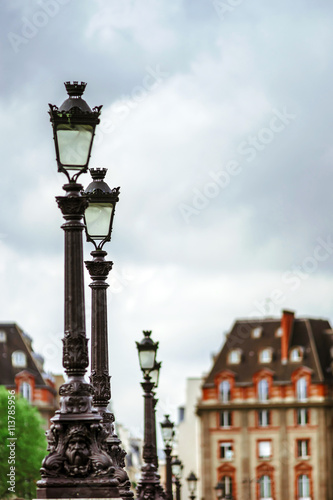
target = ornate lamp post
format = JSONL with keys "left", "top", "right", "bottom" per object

{"left": 149, "top": 361, "right": 162, "bottom": 470}
{"left": 36, "top": 82, "right": 120, "bottom": 498}
{"left": 136, "top": 332, "right": 165, "bottom": 500}
{"left": 160, "top": 415, "right": 174, "bottom": 500}
{"left": 171, "top": 457, "right": 183, "bottom": 500}
{"left": 186, "top": 472, "right": 198, "bottom": 500}
{"left": 84, "top": 167, "right": 133, "bottom": 497}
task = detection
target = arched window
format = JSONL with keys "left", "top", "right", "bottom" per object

{"left": 258, "top": 379, "right": 269, "bottom": 402}
{"left": 219, "top": 380, "right": 231, "bottom": 403}
{"left": 259, "top": 349, "right": 272, "bottom": 363}
{"left": 20, "top": 382, "right": 31, "bottom": 402}
{"left": 221, "top": 476, "right": 233, "bottom": 497}
{"left": 12, "top": 351, "right": 27, "bottom": 368}
{"left": 297, "top": 377, "right": 308, "bottom": 402}
{"left": 259, "top": 475, "right": 271, "bottom": 499}
{"left": 298, "top": 474, "right": 310, "bottom": 499}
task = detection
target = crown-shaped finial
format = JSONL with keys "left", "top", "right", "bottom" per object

{"left": 64, "top": 81, "right": 87, "bottom": 98}
{"left": 90, "top": 167, "right": 107, "bottom": 181}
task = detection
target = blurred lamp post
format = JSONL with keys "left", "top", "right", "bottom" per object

{"left": 136, "top": 331, "right": 165, "bottom": 500}
{"left": 160, "top": 414, "right": 175, "bottom": 500}
{"left": 150, "top": 361, "right": 162, "bottom": 470}
{"left": 84, "top": 167, "right": 132, "bottom": 497}
{"left": 37, "top": 82, "right": 124, "bottom": 498}
{"left": 186, "top": 472, "right": 198, "bottom": 500}
{"left": 171, "top": 456, "right": 183, "bottom": 500}
{"left": 214, "top": 481, "right": 224, "bottom": 500}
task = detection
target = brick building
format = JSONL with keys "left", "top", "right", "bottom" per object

{"left": 0, "top": 323, "right": 62, "bottom": 427}
{"left": 197, "top": 310, "right": 333, "bottom": 500}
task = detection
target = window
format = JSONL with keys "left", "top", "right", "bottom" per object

{"left": 220, "top": 442, "right": 233, "bottom": 460}
{"left": 221, "top": 476, "right": 233, "bottom": 497}
{"left": 258, "top": 410, "right": 270, "bottom": 427}
{"left": 297, "top": 408, "right": 309, "bottom": 426}
{"left": 297, "top": 439, "right": 309, "bottom": 458}
{"left": 220, "top": 410, "right": 231, "bottom": 428}
{"left": 20, "top": 382, "right": 31, "bottom": 402}
{"left": 252, "top": 327, "right": 263, "bottom": 338}
{"left": 297, "top": 377, "right": 308, "bottom": 402}
{"left": 259, "top": 475, "right": 272, "bottom": 499}
{"left": 0, "top": 330, "right": 6, "bottom": 342}
{"left": 12, "top": 351, "right": 27, "bottom": 368}
{"left": 258, "top": 441, "right": 272, "bottom": 459}
{"left": 291, "top": 347, "right": 303, "bottom": 362}
{"left": 298, "top": 474, "right": 310, "bottom": 499}
{"left": 219, "top": 380, "right": 231, "bottom": 403}
{"left": 228, "top": 349, "right": 241, "bottom": 364}
{"left": 260, "top": 349, "right": 272, "bottom": 363}
{"left": 258, "top": 379, "right": 269, "bottom": 402}
{"left": 275, "top": 327, "right": 282, "bottom": 337}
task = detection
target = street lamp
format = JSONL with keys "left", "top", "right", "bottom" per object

{"left": 37, "top": 82, "right": 120, "bottom": 499}
{"left": 214, "top": 481, "right": 224, "bottom": 500}
{"left": 160, "top": 414, "right": 174, "bottom": 500}
{"left": 171, "top": 457, "right": 183, "bottom": 500}
{"left": 48, "top": 81, "right": 102, "bottom": 180}
{"left": 84, "top": 167, "right": 132, "bottom": 497}
{"left": 186, "top": 472, "right": 198, "bottom": 500}
{"left": 136, "top": 332, "right": 165, "bottom": 500}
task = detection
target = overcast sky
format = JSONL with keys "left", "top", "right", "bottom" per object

{"left": 1, "top": 0, "right": 333, "bottom": 438}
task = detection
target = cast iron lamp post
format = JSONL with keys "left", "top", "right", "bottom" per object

{"left": 186, "top": 472, "right": 198, "bottom": 500}
{"left": 36, "top": 82, "right": 121, "bottom": 499}
{"left": 136, "top": 331, "right": 165, "bottom": 500}
{"left": 160, "top": 415, "right": 175, "bottom": 500}
{"left": 84, "top": 167, "right": 133, "bottom": 497}
{"left": 171, "top": 457, "right": 183, "bottom": 500}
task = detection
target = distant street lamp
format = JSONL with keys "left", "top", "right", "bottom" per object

{"left": 84, "top": 167, "right": 132, "bottom": 497}
{"left": 160, "top": 414, "right": 175, "bottom": 500}
{"left": 36, "top": 81, "right": 124, "bottom": 499}
{"left": 136, "top": 331, "right": 165, "bottom": 500}
{"left": 171, "top": 456, "right": 183, "bottom": 500}
{"left": 186, "top": 472, "right": 198, "bottom": 500}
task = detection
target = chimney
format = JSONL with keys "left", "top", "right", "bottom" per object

{"left": 281, "top": 310, "right": 294, "bottom": 364}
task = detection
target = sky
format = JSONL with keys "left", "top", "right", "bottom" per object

{"left": 1, "top": 0, "right": 333, "bottom": 440}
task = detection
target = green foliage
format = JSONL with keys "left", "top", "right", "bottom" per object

{"left": 0, "top": 386, "right": 47, "bottom": 499}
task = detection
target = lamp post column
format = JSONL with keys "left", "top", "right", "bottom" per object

{"left": 37, "top": 183, "right": 120, "bottom": 498}
{"left": 85, "top": 249, "right": 133, "bottom": 498}
{"left": 164, "top": 446, "right": 173, "bottom": 500}
{"left": 136, "top": 377, "right": 165, "bottom": 500}
{"left": 174, "top": 478, "right": 181, "bottom": 500}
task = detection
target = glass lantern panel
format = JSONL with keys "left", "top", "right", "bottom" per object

{"left": 161, "top": 425, "right": 173, "bottom": 443}
{"left": 139, "top": 350, "right": 156, "bottom": 371}
{"left": 85, "top": 203, "right": 113, "bottom": 240}
{"left": 150, "top": 367, "right": 159, "bottom": 387}
{"left": 57, "top": 123, "right": 94, "bottom": 169}
{"left": 172, "top": 464, "right": 181, "bottom": 477}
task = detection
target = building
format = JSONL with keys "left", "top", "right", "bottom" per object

{"left": 0, "top": 323, "right": 62, "bottom": 427}
{"left": 177, "top": 377, "right": 202, "bottom": 500}
{"left": 197, "top": 310, "right": 333, "bottom": 500}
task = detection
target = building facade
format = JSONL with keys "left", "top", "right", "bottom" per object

{"left": 0, "top": 323, "right": 62, "bottom": 427}
{"left": 197, "top": 310, "right": 333, "bottom": 500}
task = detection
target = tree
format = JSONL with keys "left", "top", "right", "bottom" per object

{"left": 0, "top": 386, "right": 47, "bottom": 499}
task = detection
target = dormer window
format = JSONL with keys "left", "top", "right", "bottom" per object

{"left": 0, "top": 330, "right": 7, "bottom": 342}
{"left": 252, "top": 327, "right": 263, "bottom": 339}
{"left": 12, "top": 351, "right": 27, "bottom": 368}
{"left": 290, "top": 347, "right": 303, "bottom": 362}
{"left": 258, "top": 379, "right": 269, "bottom": 402}
{"left": 20, "top": 381, "right": 31, "bottom": 402}
{"left": 228, "top": 349, "right": 241, "bottom": 364}
{"left": 297, "top": 377, "right": 308, "bottom": 402}
{"left": 219, "top": 380, "right": 231, "bottom": 403}
{"left": 259, "top": 348, "right": 272, "bottom": 363}
{"left": 275, "top": 327, "right": 282, "bottom": 337}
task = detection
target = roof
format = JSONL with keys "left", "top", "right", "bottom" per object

{"left": 0, "top": 323, "right": 50, "bottom": 388}
{"left": 203, "top": 316, "right": 333, "bottom": 387}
